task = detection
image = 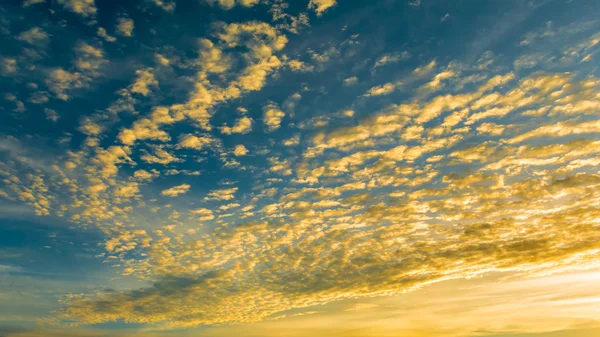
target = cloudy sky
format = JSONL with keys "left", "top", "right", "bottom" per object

{"left": 1, "top": 0, "right": 600, "bottom": 336}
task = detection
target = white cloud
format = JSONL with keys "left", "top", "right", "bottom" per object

{"left": 57, "top": 0, "right": 97, "bottom": 17}
{"left": 364, "top": 82, "right": 397, "bottom": 96}
{"left": 221, "top": 116, "right": 253, "bottom": 135}
{"left": 23, "top": 0, "right": 45, "bottom": 7}
{"left": 233, "top": 144, "right": 248, "bottom": 156}
{"left": 1, "top": 58, "right": 17, "bottom": 74}
{"left": 116, "top": 17, "right": 134, "bottom": 37}
{"left": 374, "top": 51, "right": 411, "bottom": 68}
{"left": 204, "top": 187, "right": 238, "bottom": 201}
{"left": 44, "top": 108, "right": 59, "bottom": 122}
{"left": 161, "top": 184, "right": 190, "bottom": 197}
{"left": 263, "top": 103, "right": 285, "bottom": 131}
{"left": 204, "top": 0, "right": 259, "bottom": 10}
{"left": 141, "top": 148, "right": 181, "bottom": 165}
{"left": 344, "top": 76, "right": 358, "bottom": 86}
{"left": 308, "top": 0, "right": 337, "bottom": 15}
{"left": 177, "top": 134, "right": 213, "bottom": 150}
{"left": 16, "top": 27, "right": 49, "bottom": 46}
{"left": 190, "top": 208, "right": 214, "bottom": 221}
{"left": 151, "top": 0, "right": 176, "bottom": 12}
{"left": 130, "top": 68, "right": 158, "bottom": 96}
{"left": 288, "top": 60, "right": 314, "bottom": 72}
{"left": 97, "top": 27, "right": 117, "bottom": 42}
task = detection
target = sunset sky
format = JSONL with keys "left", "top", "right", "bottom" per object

{"left": 1, "top": 0, "right": 600, "bottom": 336}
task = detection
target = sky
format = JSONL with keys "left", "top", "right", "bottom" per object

{"left": 1, "top": 0, "right": 600, "bottom": 336}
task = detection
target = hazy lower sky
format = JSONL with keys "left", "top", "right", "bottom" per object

{"left": 1, "top": 0, "right": 600, "bottom": 336}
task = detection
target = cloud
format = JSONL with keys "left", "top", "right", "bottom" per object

{"left": 220, "top": 116, "right": 253, "bottom": 135}
{"left": 204, "top": 187, "right": 238, "bottom": 201}
{"left": 343, "top": 76, "right": 358, "bottom": 86}
{"left": 263, "top": 103, "right": 285, "bottom": 131}
{"left": 233, "top": 144, "right": 248, "bottom": 156}
{"left": 1, "top": 58, "right": 17, "bottom": 74}
{"left": 114, "top": 182, "right": 140, "bottom": 198}
{"left": 283, "top": 135, "right": 300, "bottom": 146}
{"left": 16, "top": 27, "right": 50, "bottom": 46}
{"left": 151, "top": 0, "right": 176, "bottom": 12}
{"left": 190, "top": 208, "right": 215, "bottom": 221}
{"left": 373, "top": 51, "right": 411, "bottom": 68}
{"left": 118, "top": 107, "right": 183, "bottom": 145}
{"left": 308, "top": 0, "right": 337, "bottom": 15}
{"left": 204, "top": 0, "right": 260, "bottom": 9}
{"left": 133, "top": 169, "right": 157, "bottom": 181}
{"left": 160, "top": 184, "right": 191, "bottom": 197}
{"left": 73, "top": 42, "right": 106, "bottom": 74}
{"left": 44, "top": 108, "right": 60, "bottom": 122}
{"left": 45, "top": 69, "right": 85, "bottom": 100}
{"left": 288, "top": 60, "right": 314, "bottom": 72}
{"left": 130, "top": 68, "right": 158, "bottom": 96}
{"left": 364, "top": 82, "right": 398, "bottom": 96}
{"left": 78, "top": 117, "right": 104, "bottom": 136}
{"left": 45, "top": 42, "right": 106, "bottom": 100}
{"left": 97, "top": 27, "right": 116, "bottom": 42}
{"left": 176, "top": 134, "right": 213, "bottom": 150}
{"left": 23, "top": 0, "right": 45, "bottom": 6}
{"left": 4, "top": 7, "right": 600, "bottom": 335}
{"left": 57, "top": 0, "right": 97, "bottom": 17}
{"left": 509, "top": 120, "right": 600, "bottom": 144}
{"left": 141, "top": 147, "right": 181, "bottom": 165}
{"left": 116, "top": 17, "right": 135, "bottom": 37}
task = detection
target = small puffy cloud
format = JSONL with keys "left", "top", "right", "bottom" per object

{"left": 44, "top": 108, "right": 59, "bottom": 122}
{"left": 57, "top": 0, "right": 97, "bottom": 17}
{"left": 233, "top": 144, "right": 248, "bottom": 156}
{"left": 161, "top": 184, "right": 190, "bottom": 197}
{"left": 343, "top": 76, "right": 358, "bottom": 86}
{"left": 133, "top": 169, "right": 156, "bottom": 181}
{"left": 204, "top": 187, "right": 238, "bottom": 201}
{"left": 477, "top": 122, "right": 505, "bottom": 136}
{"left": 221, "top": 116, "right": 253, "bottom": 135}
{"left": 263, "top": 103, "right": 285, "bottom": 131}
{"left": 374, "top": 51, "right": 411, "bottom": 68}
{"left": 190, "top": 208, "right": 214, "bottom": 221}
{"left": 177, "top": 134, "right": 212, "bottom": 150}
{"left": 23, "top": 0, "right": 45, "bottom": 6}
{"left": 155, "top": 53, "right": 170, "bottom": 66}
{"left": 283, "top": 135, "right": 300, "bottom": 146}
{"left": 236, "top": 56, "right": 283, "bottom": 91}
{"left": 308, "top": 0, "right": 337, "bottom": 15}
{"left": 78, "top": 117, "right": 104, "bottom": 136}
{"left": 97, "top": 27, "right": 117, "bottom": 42}
{"left": 412, "top": 60, "right": 437, "bottom": 76}
{"left": 130, "top": 68, "right": 158, "bottom": 96}
{"left": 1, "top": 58, "right": 17, "bottom": 74}
{"left": 151, "top": 0, "right": 176, "bottom": 12}
{"left": 116, "top": 17, "right": 134, "bottom": 37}
{"left": 45, "top": 68, "right": 85, "bottom": 100}
{"left": 16, "top": 27, "right": 49, "bottom": 46}
{"left": 28, "top": 91, "right": 49, "bottom": 104}
{"left": 117, "top": 107, "right": 181, "bottom": 145}
{"left": 420, "top": 70, "right": 456, "bottom": 91}
{"left": 205, "top": 0, "right": 259, "bottom": 10}
{"left": 114, "top": 182, "right": 140, "bottom": 198}
{"left": 141, "top": 148, "right": 181, "bottom": 165}
{"left": 364, "top": 82, "right": 397, "bottom": 96}
{"left": 288, "top": 60, "right": 314, "bottom": 72}
{"left": 73, "top": 42, "right": 106, "bottom": 75}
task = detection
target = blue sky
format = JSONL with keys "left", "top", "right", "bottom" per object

{"left": 2, "top": 0, "right": 600, "bottom": 336}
